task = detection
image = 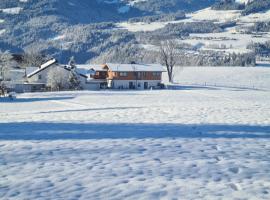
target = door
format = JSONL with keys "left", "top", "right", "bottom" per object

{"left": 129, "top": 82, "right": 134, "bottom": 89}
{"left": 144, "top": 82, "right": 148, "bottom": 89}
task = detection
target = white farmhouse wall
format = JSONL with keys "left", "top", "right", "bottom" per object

{"left": 82, "top": 82, "right": 100, "bottom": 90}
{"left": 111, "top": 80, "right": 161, "bottom": 89}
{"left": 28, "top": 65, "right": 69, "bottom": 85}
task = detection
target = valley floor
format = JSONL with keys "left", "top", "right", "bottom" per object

{"left": 0, "top": 68, "right": 270, "bottom": 199}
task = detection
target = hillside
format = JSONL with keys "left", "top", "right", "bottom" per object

{"left": 0, "top": 0, "right": 214, "bottom": 63}
{"left": 0, "top": 0, "right": 270, "bottom": 64}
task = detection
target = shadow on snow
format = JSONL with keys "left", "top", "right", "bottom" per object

{"left": 39, "top": 107, "right": 144, "bottom": 114}
{"left": 168, "top": 84, "right": 264, "bottom": 92}
{"left": 0, "top": 96, "right": 75, "bottom": 103}
{"left": 0, "top": 122, "right": 269, "bottom": 140}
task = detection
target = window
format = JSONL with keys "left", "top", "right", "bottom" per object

{"left": 119, "top": 72, "right": 128, "bottom": 77}
{"left": 38, "top": 74, "right": 42, "bottom": 80}
{"left": 135, "top": 72, "right": 141, "bottom": 78}
{"left": 153, "top": 72, "right": 161, "bottom": 76}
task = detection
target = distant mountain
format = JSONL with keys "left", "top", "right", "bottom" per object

{"left": 4, "top": 0, "right": 269, "bottom": 65}
{"left": 0, "top": 0, "right": 216, "bottom": 63}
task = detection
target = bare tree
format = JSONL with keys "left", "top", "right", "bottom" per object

{"left": 68, "top": 56, "right": 76, "bottom": 68}
{"left": 159, "top": 40, "right": 178, "bottom": 83}
{"left": 47, "top": 67, "right": 69, "bottom": 91}
{"left": 22, "top": 48, "right": 49, "bottom": 68}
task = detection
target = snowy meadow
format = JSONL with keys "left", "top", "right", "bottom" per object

{"left": 0, "top": 67, "right": 270, "bottom": 199}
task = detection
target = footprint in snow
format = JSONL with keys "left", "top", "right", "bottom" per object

{"left": 228, "top": 183, "right": 241, "bottom": 191}
{"left": 215, "top": 156, "right": 224, "bottom": 162}
{"left": 212, "top": 145, "right": 221, "bottom": 151}
{"left": 229, "top": 167, "right": 240, "bottom": 174}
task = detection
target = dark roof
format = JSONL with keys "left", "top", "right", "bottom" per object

{"left": 63, "top": 66, "right": 88, "bottom": 78}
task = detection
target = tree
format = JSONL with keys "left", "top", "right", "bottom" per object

{"left": 47, "top": 67, "right": 69, "bottom": 91}
{"left": 22, "top": 48, "right": 49, "bottom": 68}
{"left": 67, "top": 56, "right": 82, "bottom": 90}
{"left": 0, "top": 51, "right": 13, "bottom": 82}
{"left": 159, "top": 40, "right": 178, "bottom": 83}
{"left": 68, "top": 56, "right": 76, "bottom": 68}
{"left": 68, "top": 70, "right": 81, "bottom": 90}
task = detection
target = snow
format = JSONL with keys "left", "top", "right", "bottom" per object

{"left": 106, "top": 63, "right": 165, "bottom": 72}
{"left": 187, "top": 8, "right": 241, "bottom": 23}
{"left": 236, "top": 0, "right": 254, "bottom": 5}
{"left": 102, "top": 0, "right": 147, "bottom": 6}
{"left": 0, "top": 67, "right": 270, "bottom": 199}
{"left": 1, "top": 7, "right": 22, "bottom": 14}
{"left": 27, "top": 59, "right": 57, "bottom": 78}
{"left": 118, "top": 5, "right": 130, "bottom": 14}
{"left": 117, "top": 21, "right": 166, "bottom": 32}
{"left": 118, "top": 6, "right": 270, "bottom": 54}
{"left": 0, "top": 29, "right": 6, "bottom": 36}
{"left": 116, "top": 8, "right": 242, "bottom": 32}
{"left": 117, "top": 19, "right": 192, "bottom": 32}
{"left": 51, "top": 34, "right": 66, "bottom": 41}
{"left": 181, "top": 31, "right": 270, "bottom": 54}
{"left": 127, "top": 0, "right": 147, "bottom": 6}
{"left": 169, "top": 66, "right": 270, "bottom": 90}
{"left": 239, "top": 9, "right": 270, "bottom": 23}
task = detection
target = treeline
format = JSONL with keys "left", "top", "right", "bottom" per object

{"left": 212, "top": 0, "right": 244, "bottom": 10}
{"left": 249, "top": 21, "right": 270, "bottom": 32}
{"left": 128, "top": 12, "right": 186, "bottom": 23}
{"left": 247, "top": 41, "right": 270, "bottom": 56}
{"left": 212, "top": 0, "right": 270, "bottom": 15}
{"left": 174, "top": 51, "right": 256, "bottom": 66}
{"left": 146, "top": 22, "right": 222, "bottom": 40}
{"left": 242, "top": 0, "right": 270, "bottom": 15}
{"left": 92, "top": 44, "right": 256, "bottom": 67}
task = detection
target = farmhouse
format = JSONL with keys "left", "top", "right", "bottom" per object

{"left": 75, "top": 64, "right": 108, "bottom": 89}
{"left": 90, "top": 63, "right": 166, "bottom": 89}
{"left": 9, "top": 60, "right": 166, "bottom": 92}
{"left": 25, "top": 59, "right": 101, "bottom": 91}
{"left": 27, "top": 58, "right": 58, "bottom": 84}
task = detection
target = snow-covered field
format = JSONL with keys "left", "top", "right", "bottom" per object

{"left": 1, "top": 68, "right": 270, "bottom": 199}
{"left": 170, "top": 66, "right": 270, "bottom": 90}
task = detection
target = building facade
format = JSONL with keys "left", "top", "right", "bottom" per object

{"left": 89, "top": 63, "right": 165, "bottom": 90}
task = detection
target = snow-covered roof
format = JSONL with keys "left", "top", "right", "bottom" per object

{"left": 27, "top": 58, "right": 57, "bottom": 78}
{"left": 63, "top": 66, "right": 88, "bottom": 78}
{"left": 106, "top": 63, "right": 166, "bottom": 72}
{"left": 76, "top": 64, "right": 107, "bottom": 72}
{"left": 41, "top": 59, "right": 57, "bottom": 69}
{"left": 26, "top": 67, "right": 38, "bottom": 75}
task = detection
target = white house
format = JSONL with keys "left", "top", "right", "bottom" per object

{"left": 26, "top": 59, "right": 101, "bottom": 91}
{"left": 27, "top": 58, "right": 58, "bottom": 84}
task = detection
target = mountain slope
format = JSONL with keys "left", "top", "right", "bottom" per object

{"left": 0, "top": 0, "right": 216, "bottom": 63}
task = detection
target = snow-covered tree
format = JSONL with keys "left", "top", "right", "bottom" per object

{"left": 68, "top": 56, "right": 76, "bottom": 69}
{"left": 0, "top": 50, "right": 13, "bottom": 82}
{"left": 22, "top": 47, "right": 49, "bottom": 68}
{"left": 68, "top": 70, "right": 81, "bottom": 90}
{"left": 47, "top": 67, "right": 69, "bottom": 91}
